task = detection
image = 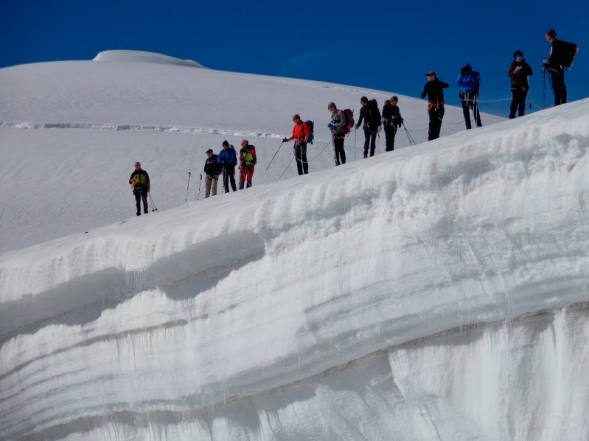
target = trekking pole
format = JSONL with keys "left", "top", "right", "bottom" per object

{"left": 332, "top": 136, "right": 338, "bottom": 166}
{"left": 354, "top": 127, "right": 357, "bottom": 161}
{"left": 185, "top": 172, "right": 191, "bottom": 202}
{"left": 148, "top": 193, "right": 158, "bottom": 211}
{"left": 194, "top": 174, "right": 203, "bottom": 201}
{"left": 266, "top": 141, "right": 284, "bottom": 171}
{"left": 543, "top": 69, "right": 546, "bottom": 109}
{"left": 402, "top": 123, "right": 416, "bottom": 146}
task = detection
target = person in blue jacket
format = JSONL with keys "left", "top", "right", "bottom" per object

{"left": 457, "top": 64, "right": 482, "bottom": 130}
{"left": 217, "top": 140, "right": 238, "bottom": 192}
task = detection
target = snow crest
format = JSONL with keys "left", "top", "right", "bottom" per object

{"left": 93, "top": 50, "right": 206, "bottom": 68}
{"left": 1, "top": 100, "right": 589, "bottom": 439}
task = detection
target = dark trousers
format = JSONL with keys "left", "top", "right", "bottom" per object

{"left": 509, "top": 88, "right": 527, "bottom": 118}
{"left": 294, "top": 143, "right": 308, "bottom": 175}
{"left": 460, "top": 92, "right": 482, "bottom": 129}
{"left": 222, "top": 166, "right": 237, "bottom": 192}
{"left": 384, "top": 125, "right": 397, "bottom": 151}
{"left": 133, "top": 187, "right": 148, "bottom": 214}
{"left": 550, "top": 70, "right": 567, "bottom": 106}
{"left": 363, "top": 129, "right": 377, "bottom": 157}
{"left": 333, "top": 135, "right": 346, "bottom": 166}
{"left": 428, "top": 105, "right": 445, "bottom": 141}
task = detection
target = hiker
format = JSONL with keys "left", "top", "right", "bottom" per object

{"left": 128, "top": 161, "right": 150, "bottom": 216}
{"left": 543, "top": 29, "right": 571, "bottom": 106}
{"left": 204, "top": 149, "right": 222, "bottom": 198}
{"left": 239, "top": 139, "right": 257, "bottom": 189}
{"left": 421, "top": 71, "right": 449, "bottom": 141}
{"left": 282, "top": 114, "right": 311, "bottom": 175}
{"left": 508, "top": 50, "right": 533, "bottom": 118}
{"left": 217, "top": 140, "right": 238, "bottom": 192}
{"left": 382, "top": 96, "right": 400, "bottom": 151}
{"left": 355, "top": 97, "right": 381, "bottom": 158}
{"left": 327, "top": 102, "right": 347, "bottom": 166}
{"left": 456, "top": 64, "right": 482, "bottom": 129}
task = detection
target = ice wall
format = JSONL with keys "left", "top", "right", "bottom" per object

{"left": 2, "top": 100, "right": 589, "bottom": 440}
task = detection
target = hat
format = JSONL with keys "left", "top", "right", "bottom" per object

{"left": 222, "top": 140, "right": 229, "bottom": 146}
{"left": 360, "top": 96, "right": 368, "bottom": 103}
{"left": 425, "top": 71, "right": 436, "bottom": 76}
{"left": 206, "top": 149, "right": 213, "bottom": 154}
{"left": 546, "top": 28, "right": 557, "bottom": 38}
{"left": 513, "top": 50, "right": 524, "bottom": 59}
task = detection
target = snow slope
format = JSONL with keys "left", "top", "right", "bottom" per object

{"left": 1, "top": 77, "right": 589, "bottom": 440}
{"left": 0, "top": 51, "right": 503, "bottom": 253}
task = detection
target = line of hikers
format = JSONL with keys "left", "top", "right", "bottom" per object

{"left": 128, "top": 29, "right": 578, "bottom": 212}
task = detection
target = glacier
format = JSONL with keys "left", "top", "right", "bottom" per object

{"left": 1, "top": 53, "right": 588, "bottom": 440}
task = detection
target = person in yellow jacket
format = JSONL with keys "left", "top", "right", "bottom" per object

{"left": 129, "top": 162, "right": 150, "bottom": 216}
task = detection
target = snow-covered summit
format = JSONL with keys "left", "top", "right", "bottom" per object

{"left": 93, "top": 50, "right": 206, "bottom": 68}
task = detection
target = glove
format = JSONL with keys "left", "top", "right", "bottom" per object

{"left": 282, "top": 137, "right": 288, "bottom": 143}
{"left": 328, "top": 124, "right": 334, "bottom": 130}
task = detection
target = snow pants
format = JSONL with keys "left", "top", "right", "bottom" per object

{"left": 384, "top": 124, "right": 397, "bottom": 151}
{"left": 205, "top": 174, "right": 219, "bottom": 198}
{"left": 459, "top": 92, "right": 482, "bottom": 129}
{"left": 363, "top": 129, "right": 377, "bottom": 157}
{"left": 239, "top": 165, "right": 254, "bottom": 189}
{"left": 133, "top": 187, "right": 148, "bottom": 214}
{"left": 294, "top": 142, "right": 308, "bottom": 175}
{"left": 550, "top": 70, "right": 567, "bottom": 106}
{"left": 428, "top": 104, "right": 445, "bottom": 141}
{"left": 222, "top": 166, "right": 237, "bottom": 192}
{"left": 509, "top": 88, "right": 527, "bottom": 118}
{"left": 333, "top": 135, "right": 346, "bottom": 166}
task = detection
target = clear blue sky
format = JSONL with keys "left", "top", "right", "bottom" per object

{"left": 1, "top": 0, "right": 587, "bottom": 116}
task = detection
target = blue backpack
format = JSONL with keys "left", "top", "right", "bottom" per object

{"left": 305, "top": 120, "right": 314, "bottom": 144}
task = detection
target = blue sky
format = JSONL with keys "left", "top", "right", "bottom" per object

{"left": 1, "top": 0, "right": 587, "bottom": 116}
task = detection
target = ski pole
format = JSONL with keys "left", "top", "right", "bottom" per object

{"left": 185, "top": 172, "right": 191, "bottom": 202}
{"left": 148, "top": 193, "right": 158, "bottom": 211}
{"left": 353, "top": 108, "right": 356, "bottom": 161}
{"left": 543, "top": 69, "right": 546, "bottom": 109}
{"left": 266, "top": 141, "right": 284, "bottom": 171}
{"left": 194, "top": 174, "right": 204, "bottom": 200}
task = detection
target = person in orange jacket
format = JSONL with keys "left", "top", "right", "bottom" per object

{"left": 239, "top": 139, "right": 257, "bottom": 189}
{"left": 283, "top": 114, "right": 311, "bottom": 175}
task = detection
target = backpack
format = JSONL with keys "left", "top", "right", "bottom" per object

{"left": 305, "top": 120, "right": 314, "bottom": 144}
{"left": 242, "top": 146, "right": 256, "bottom": 166}
{"left": 367, "top": 100, "right": 382, "bottom": 130}
{"left": 341, "top": 109, "right": 354, "bottom": 134}
{"left": 561, "top": 41, "right": 579, "bottom": 68}
{"left": 471, "top": 71, "right": 481, "bottom": 95}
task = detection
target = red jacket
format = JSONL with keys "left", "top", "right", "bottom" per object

{"left": 292, "top": 121, "right": 311, "bottom": 142}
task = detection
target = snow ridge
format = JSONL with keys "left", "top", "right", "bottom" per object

{"left": 0, "top": 122, "right": 284, "bottom": 139}
{"left": 93, "top": 50, "right": 206, "bottom": 68}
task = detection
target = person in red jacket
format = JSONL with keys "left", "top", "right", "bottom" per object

{"left": 283, "top": 114, "right": 311, "bottom": 175}
{"left": 239, "top": 139, "right": 257, "bottom": 189}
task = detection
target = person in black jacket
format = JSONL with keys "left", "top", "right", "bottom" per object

{"left": 355, "top": 96, "right": 381, "bottom": 158}
{"left": 508, "top": 50, "right": 533, "bottom": 118}
{"left": 382, "top": 96, "right": 400, "bottom": 152}
{"left": 543, "top": 29, "right": 568, "bottom": 106}
{"left": 129, "top": 162, "right": 150, "bottom": 216}
{"left": 204, "top": 149, "right": 222, "bottom": 198}
{"left": 422, "top": 71, "right": 449, "bottom": 141}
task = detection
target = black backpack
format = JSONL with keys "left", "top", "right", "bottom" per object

{"left": 561, "top": 41, "right": 579, "bottom": 68}
{"left": 472, "top": 71, "right": 481, "bottom": 95}
{"left": 367, "top": 99, "right": 382, "bottom": 130}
